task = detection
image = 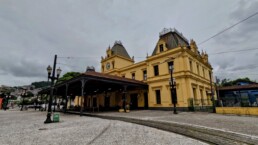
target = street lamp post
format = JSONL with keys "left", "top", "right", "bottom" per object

{"left": 44, "top": 54, "right": 62, "bottom": 124}
{"left": 209, "top": 71, "right": 216, "bottom": 113}
{"left": 169, "top": 65, "right": 178, "bottom": 114}
{"left": 20, "top": 88, "right": 27, "bottom": 111}
{"left": 35, "top": 95, "right": 39, "bottom": 111}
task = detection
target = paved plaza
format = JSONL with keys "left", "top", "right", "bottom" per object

{"left": 0, "top": 110, "right": 207, "bottom": 145}
{"left": 97, "top": 110, "right": 258, "bottom": 137}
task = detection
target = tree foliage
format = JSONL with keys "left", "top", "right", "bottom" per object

{"left": 219, "top": 77, "right": 256, "bottom": 86}
{"left": 10, "top": 95, "right": 17, "bottom": 100}
{"left": 0, "top": 87, "right": 14, "bottom": 95}
{"left": 31, "top": 81, "right": 51, "bottom": 89}
{"left": 26, "top": 91, "right": 34, "bottom": 97}
{"left": 57, "top": 72, "right": 81, "bottom": 84}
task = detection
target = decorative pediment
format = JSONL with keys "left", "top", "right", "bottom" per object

{"left": 190, "top": 39, "right": 198, "bottom": 54}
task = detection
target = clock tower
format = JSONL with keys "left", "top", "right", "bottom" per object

{"left": 105, "top": 62, "right": 111, "bottom": 70}
{"left": 101, "top": 41, "right": 134, "bottom": 74}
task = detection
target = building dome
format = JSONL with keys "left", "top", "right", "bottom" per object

{"left": 152, "top": 28, "right": 189, "bottom": 56}
{"left": 111, "top": 41, "right": 131, "bottom": 59}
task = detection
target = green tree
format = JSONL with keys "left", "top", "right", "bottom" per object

{"left": 26, "top": 91, "right": 34, "bottom": 97}
{"left": 31, "top": 81, "right": 51, "bottom": 89}
{"left": 57, "top": 72, "right": 81, "bottom": 84}
{"left": 10, "top": 95, "right": 17, "bottom": 100}
{"left": 219, "top": 77, "right": 256, "bottom": 86}
{"left": 0, "top": 87, "right": 14, "bottom": 96}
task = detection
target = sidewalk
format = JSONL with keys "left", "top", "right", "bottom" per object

{"left": 1, "top": 110, "right": 208, "bottom": 145}
{"left": 67, "top": 110, "right": 258, "bottom": 145}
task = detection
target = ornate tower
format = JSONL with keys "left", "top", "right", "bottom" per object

{"left": 152, "top": 28, "right": 189, "bottom": 56}
{"left": 101, "top": 41, "right": 134, "bottom": 73}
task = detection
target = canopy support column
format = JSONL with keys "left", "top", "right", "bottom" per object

{"left": 64, "top": 84, "right": 69, "bottom": 113}
{"left": 80, "top": 79, "right": 87, "bottom": 116}
{"left": 123, "top": 85, "right": 127, "bottom": 112}
{"left": 53, "top": 88, "right": 58, "bottom": 112}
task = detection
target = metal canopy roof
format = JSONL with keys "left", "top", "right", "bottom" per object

{"left": 39, "top": 71, "right": 148, "bottom": 96}
{"left": 218, "top": 84, "right": 258, "bottom": 91}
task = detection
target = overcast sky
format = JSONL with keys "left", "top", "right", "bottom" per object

{"left": 0, "top": 0, "right": 258, "bottom": 86}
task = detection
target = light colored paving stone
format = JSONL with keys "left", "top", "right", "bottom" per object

{"left": 0, "top": 110, "right": 207, "bottom": 145}
{"left": 97, "top": 110, "right": 258, "bottom": 137}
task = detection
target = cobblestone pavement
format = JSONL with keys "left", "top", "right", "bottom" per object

{"left": 0, "top": 110, "right": 207, "bottom": 145}
{"left": 97, "top": 110, "right": 258, "bottom": 138}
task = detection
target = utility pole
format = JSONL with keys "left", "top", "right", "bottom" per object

{"left": 215, "top": 76, "right": 221, "bottom": 107}
{"left": 20, "top": 88, "right": 27, "bottom": 111}
{"left": 209, "top": 72, "right": 216, "bottom": 113}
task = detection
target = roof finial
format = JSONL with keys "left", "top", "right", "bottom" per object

{"left": 107, "top": 45, "right": 111, "bottom": 51}
{"left": 115, "top": 40, "right": 122, "bottom": 45}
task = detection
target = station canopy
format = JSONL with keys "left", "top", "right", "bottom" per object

{"left": 39, "top": 71, "right": 148, "bottom": 96}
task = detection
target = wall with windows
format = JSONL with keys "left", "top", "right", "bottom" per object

{"left": 100, "top": 35, "right": 214, "bottom": 110}
{"left": 101, "top": 55, "right": 134, "bottom": 73}
{"left": 117, "top": 61, "right": 147, "bottom": 81}
{"left": 101, "top": 46, "right": 214, "bottom": 109}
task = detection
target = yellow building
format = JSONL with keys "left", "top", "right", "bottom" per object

{"left": 100, "top": 28, "right": 214, "bottom": 111}
{"left": 51, "top": 28, "right": 215, "bottom": 112}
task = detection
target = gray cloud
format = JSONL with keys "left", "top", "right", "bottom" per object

{"left": 229, "top": 64, "right": 258, "bottom": 71}
{"left": 0, "top": 0, "right": 258, "bottom": 86}
{"left": 3, "top": 61, "right": 45, "bottom": 78}
{"left": 214, "top": 1, "right": 258, "bottom": 45}
{"left": 205, "top": 0, "right": 258, "bottom": 81}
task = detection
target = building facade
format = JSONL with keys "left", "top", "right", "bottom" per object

{"left": 100, "top": 28, "right": 214, "bottom": 110}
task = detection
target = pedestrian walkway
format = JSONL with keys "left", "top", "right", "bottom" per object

{"left": 0, "top": 110, "right": 207, "bottom": 145}
{"left": 67, "top": 110, "right": 258, "bottom": 145}
{"left": 98, "top": 110, "right": 258, "bottom": 137}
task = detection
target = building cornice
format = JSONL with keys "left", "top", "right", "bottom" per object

{"left": 184, "top": 48, "right": 212, "bottom": 69}
{"left": 146, "top": 70, "right": 211, "bottom": 85}
{"left": 116, "top": 60, "right": 147, "bottom": 72}
{"left": 101, "top": 54, "right": 134, "bottom": 63}
{"left": 147, "top": 47, "right": 182, "bottom": 62}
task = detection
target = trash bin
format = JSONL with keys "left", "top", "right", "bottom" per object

{"left": 53, "top": 113, "right": 60, "bottom": 122}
